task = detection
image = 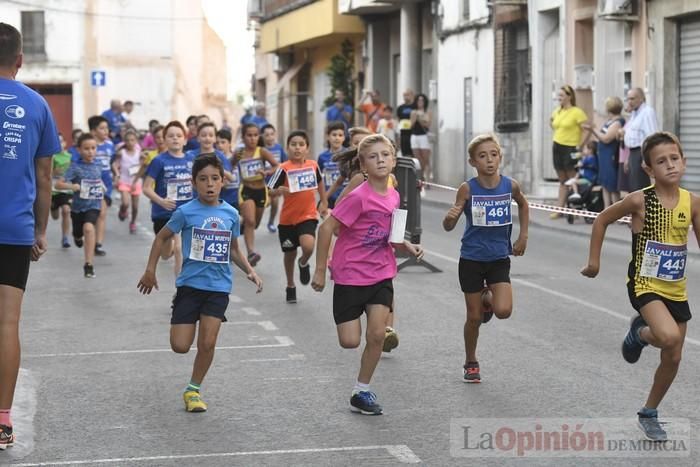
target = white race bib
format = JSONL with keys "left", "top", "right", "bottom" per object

{"left": 322, "top": 162, "right": 341, "bottom": 188}
{"left": 240, "top": 159, "right": 264, "bottom": 180}
{"left": 128, "top": 165, "right": 140, "bottom": 177}
{"left": 166, "top": 179, "right": 193, "bottom": 201}
{"left": 190, "top": 228, "right": 232, "bottom": 263}
{"left": 471, "top": 194, "right": 512, "bottom": 227}
{"left": 79, "top": 179, "right": 104, "bottom": 200}
{"left": 640, "top": 240, "right": 687, "bottom": 281}
{"left": 288, "top": 167, "right": 318, "bottom": 193}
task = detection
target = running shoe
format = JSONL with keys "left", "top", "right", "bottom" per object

{"left": 248, "top": 252, "right": 261, "bottom": 267}
{"left": 74, "top": 236, "right": 84, "bottom": 248}
{"left": 129, "top": 222, "right": 137, "bottom": 234}
{"left": 0, "top": 424, "right": 14, "bottom": 450}
{"left": 463, "top": 361, "right": 481, "bottom": 383}
{"left": 94, "top": 244, "right": 107, "bottom": 257}
{"left": 84, "top": 263, "right": 95, "bottom": 278}
{"left": 286, "top": 287, "right": 297, "bottom": 304}
{"left": 383, "top": 327, "right": 399, "bottom": 352}
{"left": 298, "top": 259, "right": 311, "bottom": 285}
{"left": 183, "top": 390, "right": 207, "bottom": 412}
{"left": 481, "top": 287, "right": 493, "bottom": 323}
{"left": 567, "top": 192, "right": 582, "bottom": 201}
{"left": 350, "top": 391, "right": 383, "bottom": 415}
{"left": 118, "top": 205, "right": 128, "bottom": 221}
{"left": 638, "top": 411, "right": 667, "bottom": 441}
{"left": 62, "top": 236, "right": 71, "bottom": 248}
{"left": 549, "top": 212, "right": 562, "bottom": 219}
{"left": 267, "top": 223, "right": 277, "bottom": 233}
{"left": 622, "top": 315, "right": 648, "bottom": 363}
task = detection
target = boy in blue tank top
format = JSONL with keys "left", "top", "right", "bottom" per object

{"left": 138, "top": 154, "right": 262, "bottom": 413}
{"left": 443, "top": 133, "right": 529, "bottom": 383}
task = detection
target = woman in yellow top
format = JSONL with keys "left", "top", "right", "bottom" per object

{"left": 550, "top": 84, "right": 588, "bottom": 216}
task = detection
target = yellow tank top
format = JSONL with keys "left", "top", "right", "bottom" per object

{"left": 239, "top": 147, "right": 263, "bottom": 182}
{"left": 628, "top": 186, "right": 691, "bottom": 301}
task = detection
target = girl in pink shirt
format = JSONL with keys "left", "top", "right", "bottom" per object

{"left": 312, "top": 134, "right": 423, "bottom": 415}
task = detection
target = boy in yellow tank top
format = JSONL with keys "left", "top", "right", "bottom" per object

{"left": 582, "top": 132, "right": 700, "bottom": 442}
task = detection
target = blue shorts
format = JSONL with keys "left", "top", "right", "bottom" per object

{"left": 171, "top": 286, "right": 229, "bottom": 324}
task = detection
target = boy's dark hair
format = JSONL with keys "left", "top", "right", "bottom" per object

{"left": 261, "top": 123, "right": 276, "bottom": 133}
{"left": 186, "top": 115, "right": 198, "bottom": 126}
{"left": 88, "top": 115, "right": 108, "bottom": 131}
{"left": 152, "top": 125, "right": 164, "bottom": 136}
{"left": 164, "top": 120, "right": 186, "bottom": 138}
{"left": 192, "top": 153, "right": 224, "bottom": 179}
{"left": 584, "top": 140, "right": 597, "bottom": 155}
{"left": 326, "top": 121, "right": 345, "bottom": 135}
{"left": 0, "top": 23, "right": 21, "bottom": 68}
{"left": 77, "top": 133, "right": 96, "bottom": 147}
{"left": 197, "top": 121, "right": 216, "bottom": 134}
{"left": 286, "top": 129, "right": 309, "bottom": 147}
{"left": 216, "top": 128, "right": 232, "bottom": 142}
{"left": 642, "top": 131, "right": 685, "bottom": 167}
{"left": 148, "top": 119, "right": 159, "bottom": 127}
{"left": 242, "top": 122, "right": 259, "bottom": 135}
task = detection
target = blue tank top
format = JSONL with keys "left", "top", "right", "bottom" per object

{"left": 460, "top": 176, "right": 513, "bottom": 261}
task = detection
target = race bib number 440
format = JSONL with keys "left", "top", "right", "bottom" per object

{"left": 640, "top": 240, "right": 687, "bottom": 281}
{"left": 471, "top": 194, "right": 512, "bottom": 227}
{"left": 80, "top": 179, "right": 104, "bottom": 200}
{"left": 167, "top": 180, "right": 193, "bottom": 201}
{"left": 240, "top": 159, "right": 264, "bottom": 180}
{"left": 322, "top": 162, "right": 341, "bottom": 188}
{"left": 190, "top": 228, "right": 232, "bottom": 263}
{"left": 288, "top": 167, "right": 318, "bottom": 193}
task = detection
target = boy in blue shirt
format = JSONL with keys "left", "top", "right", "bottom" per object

{"left": 87, "top": 115, "right": 114, "bottom": 257}
{"left": 261, "top": 124, "right": 287, "bottom": 232}
{"left": 317, "top": 121, "right": 346, "bottom": 209}
{"left": 55, "top": 134, "right": 104, "bottom": 278}
{"left": 138, "top": 154, "right": 262, "bottom": 413}
{"left": 566, "top": 141, "right": 598, "bottom": 201}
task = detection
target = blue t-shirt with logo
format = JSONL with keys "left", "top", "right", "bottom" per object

{"left": 96, "top": 140, "right": 115, "bottom": 198}
{"left": 317, "top": 149, "right": 344, "bottom": 201}
{"left": 166, "top": 199, "right": 240, "bottom": 293}
{"left": 146, "top": 152, "right": 195, "bottom": 220}
{"left": 184, "top": 137, "right": 200, "bottom": 152}
{"left": 0, "top": 78, "right": 60, "bottom": 245}
{"left": 63, "top": 159, "right": 104, "bottom": 212}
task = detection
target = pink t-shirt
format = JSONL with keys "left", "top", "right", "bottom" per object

{"left": 330, "top": 181, "right": 399, "bottom": 286}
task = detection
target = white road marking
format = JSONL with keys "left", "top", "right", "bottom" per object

{"left": 11, "top": 444, "right": 422, "bottom": 466}
{"left": 228, "top": 294, "right": 243, "bottom": 303}
{"left": 224, "top": 320, "right": 278, "bottom": 331}
{"left": 240, "top": 353, "right": 306, "bottom": 363}
{"left": 424, "top": 249, "right": 700, "bottom": 347}
{"left": 241, "top": 306, "right": 261, "bottom": 316}
{"left": 4, "top": 369, "right": 38, "bottom": 460}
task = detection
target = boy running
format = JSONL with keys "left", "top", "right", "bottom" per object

{"left": 216, "top": 128, "right": 241, "bottom": 211}
{"left": 317, "top": 121, "right": 346, "bottom": 209}
{"left": 268, "top": 130, "right": 328, "bottom": 304}
{"left": 51, "top": 133, "right": 74, "bottom": 248}
{"left": 312, "top": 134, "right": 423, "bottom": 415}
{"left": 261, "top": 124, "right": 287, "bottom": 232}
{"left": 138, "top": 154, "right": 262, "bottom": 412}
{"left": 87, "top": 115, "right": 114, "bottom": 257}
{"left": 55, "top": 134, "right": 104, "bottom": 278}
{"left": 442, "top": 133, "right": 529, "bottom": 383}
{"left": 582, "top": 131, "right": 699, "bottom": 441}
{"left": 112, "top": 129, "right": 142, "bottom": 233}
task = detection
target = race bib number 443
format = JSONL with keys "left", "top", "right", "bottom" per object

{"left": 288, "top": 167, "right": 318, "bottom": 193}
{"left": 190, "top": 228, "right": 232, "bottom": 263}
{"left": 640, "top": 240, "right": 687, "bottom": 281}
{"left": 471, "top": 194, "right": 512, "bottom": 227}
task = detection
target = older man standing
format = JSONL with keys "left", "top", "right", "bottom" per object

{"left": 621, "top": 87, "right": 658, "bottom": 191}
{"left": 0, "top": 23, "right": 59, "bottom": 450}
{"left": 101, "top": 99, "right": 125, "bottom": 141}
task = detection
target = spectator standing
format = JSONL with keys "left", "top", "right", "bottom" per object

{"left": 357, "top": 90, "right": 385, "bottom": 134}
{"left": 251, "top": 104, "right": 270, "bottom": 129}
{"left": 326, "top": 89, "right": 353, "bottom": 132}
{"left": 101, "top": 99, "right": 126, "bottom": 141}
{"left": 396, "top": 89, "right": 415, "bottom": 156}
{"left": 620, "top": 87, "right": 658, "bottom": 192}
{"left": 410, "top": 94, "right": 432, "bottom": 181}
{"left": 0, "top": 22, "right": 60, "bottom": 449}
{"left": 377, "top": 106, "right": 398, "bottom": 147}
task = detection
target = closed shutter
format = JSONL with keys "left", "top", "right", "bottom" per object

{"left": 679, "top": 20, "right": 700, "bottom": 192}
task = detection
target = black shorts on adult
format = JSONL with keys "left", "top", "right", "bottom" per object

{"left": 153, "top": 217, "right": 170, "bottom": 234}
{"left": 0, "top": 244, "right": 32, "bottom": 290}
{"left": 171, "top": 285, "right": 229, "bottom": 324}
{"left": 51, "top": 193, "right": 72, "bottom": 210}
{"left": 278, "top": 220, "right": 318, "bottom": 252}
{"left": 627, "top": 281, "right": 692, "bottom": 323}
{"left": 241, "top": 185, "right": 267, "bottom": 208}
{"left": 458, "top": 257, "right": 511, "bottom": 294}
{"left": 552, "top": 142, "right": 577, "bottom": 172}
{"left": 71, "top": 209, "right": 100, "bottom": 239}
{"left": 333, "top": 279, "right": 394, "bottom": 325}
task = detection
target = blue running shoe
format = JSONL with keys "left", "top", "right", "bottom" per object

{"left": 622, "top": 315, "right": 647, "bottom": 363}
{"left": 638, "top": 411, "right": 667, "bottom": 442}
{"left": 350, "top": 391, "right": 383, "bottom": 415}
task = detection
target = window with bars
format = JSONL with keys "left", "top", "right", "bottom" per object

{"left": 21, "top": 11, "right": 46, "bottom": 60}
{"left": 494, "top": 21, "right": 531, "bottom": 130}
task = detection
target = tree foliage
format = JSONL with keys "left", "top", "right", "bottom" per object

{"left": 323, "top": 39, "right": 355, "bottom": 109}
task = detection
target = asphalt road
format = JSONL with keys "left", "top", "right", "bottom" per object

{"left": 2, "top": 197, "right": 699, "bottom": 466}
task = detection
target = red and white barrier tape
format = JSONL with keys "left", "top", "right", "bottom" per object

{"left": 422, "top": 181, "right": 632, "bottom": 224}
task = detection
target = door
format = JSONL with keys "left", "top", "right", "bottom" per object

{"left": 28, "top": 84, "right": 73, "bottom": 145}
{"left": 541, "top": 11, "right": 560, "bottom": 181}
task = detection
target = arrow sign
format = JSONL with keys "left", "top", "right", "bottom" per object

{"left": 91, "top": 70, "right": 106, "bottom": 87}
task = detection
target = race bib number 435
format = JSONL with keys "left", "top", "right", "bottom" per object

{"left": 640, "top": 240, "right": 687, "bottom": 281}
{"left": 288, "top": 167, "right": 318, "bottom": 193}
{"left": 190, "top": 228, "right": 232, "bottom": 263}
{"left": 471, "top": 194, "right": 512, "bottom": 227}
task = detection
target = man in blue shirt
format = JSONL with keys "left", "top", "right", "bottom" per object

{"left": 326, "top": 89, "right": 353, "bottom": 132}
{"left": 0, "top": 23, "right": 60, "bottom": 450}
{"left": 101, "top": 99, "right": 126, "bottom": 142}
{"left": 251, "top": 104, "right": 269, "bottom": 129}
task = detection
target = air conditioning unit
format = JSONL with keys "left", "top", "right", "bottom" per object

{"left": 272, "top": 53, "right": 293, "bottom": 73}
{"left": 599, "top": 0, "right": 637, "bottom": 20}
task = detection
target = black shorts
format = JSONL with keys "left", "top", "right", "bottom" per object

{"left": 278, "top": 220, "right": 318, "bottom": 252}
{"left": 51, "top": 193, "right": 72, "bottom": 210}
{"left": 552, "top": 142, "right": 577, "bottom": 173}
{"left": 458, "top": 257, "right": 511, "bottom": 294}
{"left": 0, "top": 244, "right": 32, "bottom": 290}
{"left": 333, "top": 279, "right": 394, "bottom": 325}
{"left": 627, "top": 281, "right": 692, "bottom": 323}
{"left": 171, "top": 286, "right": 229, "bottom": 324}
{"left": 240, "top": 185, "right": 268, "bottom": 208}
{"left": 71, "top": 209, "right": 100, "bottom": 239}
{"left": 153, "top": 217, "right": 170, "bottom": 235}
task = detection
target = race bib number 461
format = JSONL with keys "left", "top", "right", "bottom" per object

{"left": 471, "top": 194, "right": 512, "bottom": 227}
{"left": 640, "top": 240, "right": 687, "bottom": 281}
{"left": 190, "top": 228, "right": 232, "bottom": 263}
{"left": 288, "top": 167, "right": 318, "bottom": 193}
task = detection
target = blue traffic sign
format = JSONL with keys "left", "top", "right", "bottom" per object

{"left": 91, "top": 70, "right": 106, "bottom": 87}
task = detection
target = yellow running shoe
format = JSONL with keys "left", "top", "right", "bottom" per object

{"left": 183, "top": 390, "right": 207, "bottom": 412}
{"left": 383, "top": 327, "right": 399, "bottom": 352}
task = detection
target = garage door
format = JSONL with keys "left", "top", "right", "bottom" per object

{"left": 680, "top": 19, "right": 700, "bottom": 192}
